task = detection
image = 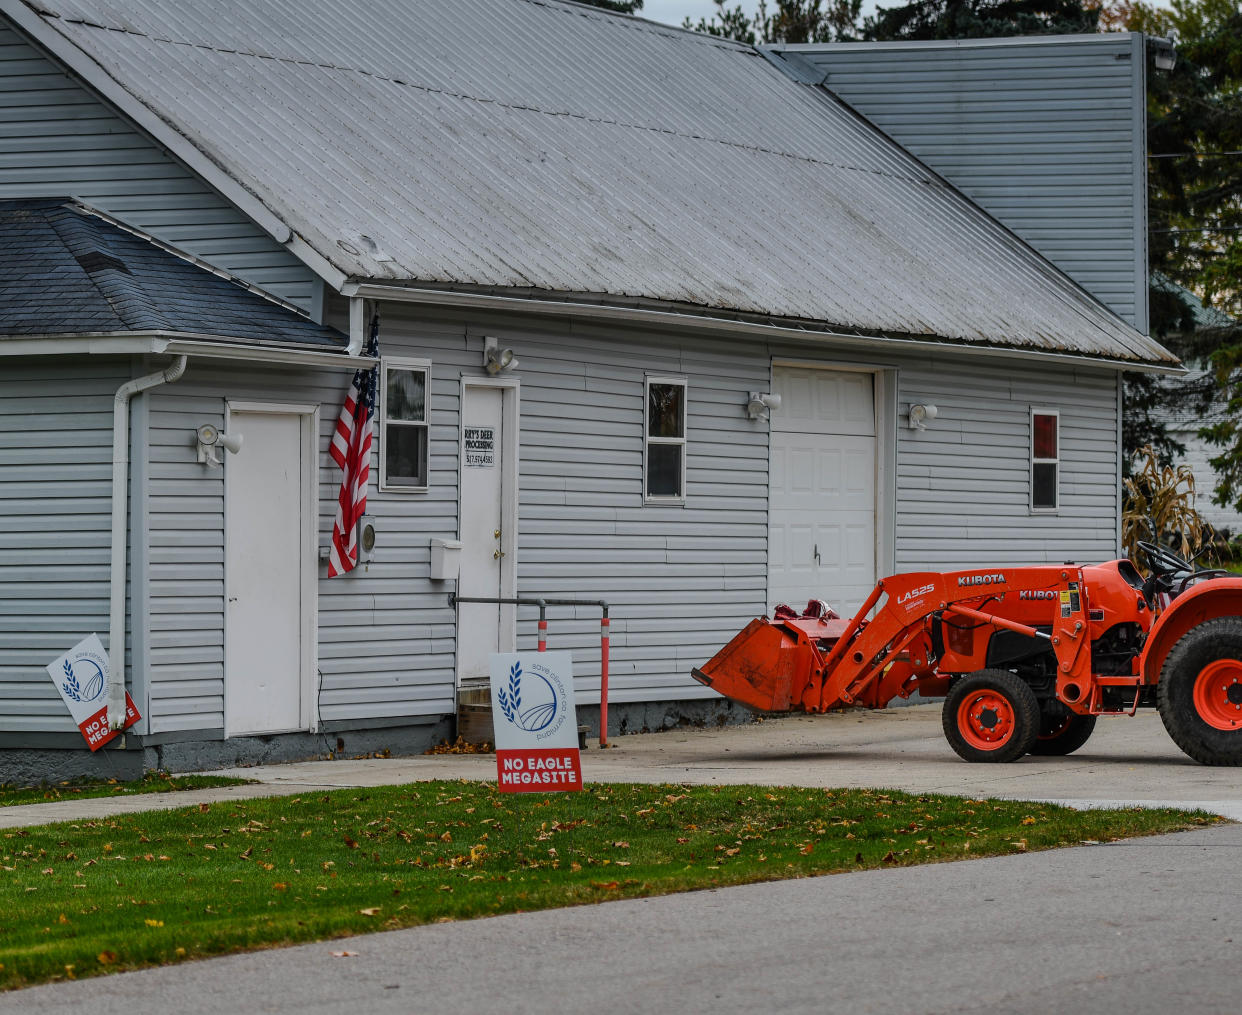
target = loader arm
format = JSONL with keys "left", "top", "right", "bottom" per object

{"left": 695, "top": 566, "right": 1095, "bottom": 715}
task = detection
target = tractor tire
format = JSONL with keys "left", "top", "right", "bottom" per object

{"left": 942, "top": 669, "right": 1040, "bottom": 764}
{"left": 1029, "top": 702, "right": 1096, "bottom": 757}
{"left": 1157, "top": 617, "right": 1242, "bottom": 766}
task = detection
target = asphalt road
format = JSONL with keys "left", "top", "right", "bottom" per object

{"left": 4, "top": 705, "right": 1241, "bottom": 1013}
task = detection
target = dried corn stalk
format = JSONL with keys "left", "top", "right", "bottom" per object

{"left": 1122, "top": 445, "right": 1209, "bottom": 569}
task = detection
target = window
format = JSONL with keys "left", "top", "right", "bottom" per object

{"left": 1031, "top": 409, "right": 1059, "bottom": 511}
{"left": 645, "top": 376, "right": 687, "bottom": 502}
{"left": 380, "top": 358, "right": 430, "bottom": 491}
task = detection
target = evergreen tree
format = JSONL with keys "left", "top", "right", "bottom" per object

{"left": 864, "top": 0, "right": 1098, "bottom": 40}
{"left": 683, "top": 0, "right": 863, "bottom": 44}
{"left": 579, "top": 0, "right": 644, "bottom": 13}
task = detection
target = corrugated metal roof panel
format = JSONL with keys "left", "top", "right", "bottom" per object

{"left": 19, "top": 0, "right": 1175, "bottom": 364}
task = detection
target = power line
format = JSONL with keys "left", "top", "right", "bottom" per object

{"left": 1149, "top": 150, "right": 1242, "bottom": 159}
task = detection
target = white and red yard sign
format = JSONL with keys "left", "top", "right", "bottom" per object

{"left": 45, "top": 634, "right": 140, "bottom": 751}
{"left": 489, "top": 651, "right": 582, "bottom": 792}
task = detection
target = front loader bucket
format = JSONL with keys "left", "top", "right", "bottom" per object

{"left": 692, "top": 618, "right": 821, "bottom": 714}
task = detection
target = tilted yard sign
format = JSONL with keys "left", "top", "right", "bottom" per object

{"left": 489, "top": 651, "right": 582, "bottom": 792}
{"left": 45, "top": 634, "right": 141, "bottom": 750}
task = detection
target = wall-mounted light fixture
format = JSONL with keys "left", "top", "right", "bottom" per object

{"left": 908, "top": 403, "right": 938, "bottom": 430}
{"left": 1152, "top": 36, "right": 1177, "bottom": 71}
{"left": 195, "top": 423, "right": 243, "bottom": 466}
{"left": 483, "top": 336, "right": 518, "bottom": 375}
{"left": 746, "top": 391, "right": 782, "bottom": 421}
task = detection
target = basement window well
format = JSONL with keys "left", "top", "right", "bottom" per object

{"left": 381, "top": 357, "right": 430, "bottom": 491}
{"left": 1031, "top": 408, "right": 1059, "bottom": 512}
{"left": 645, "top": 376, "right": 687, "bottom": 502}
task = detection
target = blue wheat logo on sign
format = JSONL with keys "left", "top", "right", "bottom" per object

{"left": 496, "top": 661, "right": 558, "bottom": 733}
{"left": 62, "top": 658, "right": 105, "bottom": 704}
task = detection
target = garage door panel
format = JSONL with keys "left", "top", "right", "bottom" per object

{"left": 769, "top": 368, "right": 877, "bottom": 617}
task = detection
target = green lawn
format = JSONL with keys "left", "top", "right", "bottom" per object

{"left": 1, "top": 772, "right": 253, "bottom": 808}
{"left": 0, "top": 781, "right": 1217, "bottom": 991}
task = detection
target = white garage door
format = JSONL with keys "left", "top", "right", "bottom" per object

{"left": 768, "top": 367, "right": 877, "bottom": 618}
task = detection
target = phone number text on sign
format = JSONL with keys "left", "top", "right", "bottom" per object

{"left": 463, "top": 426, "right": 495, "bottom": 468}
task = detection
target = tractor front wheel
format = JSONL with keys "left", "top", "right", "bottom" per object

{"left": 1029, "top": 702, "right": 1097, "bottom": 757}
{"left": 1158, "top": 617, "right": 1242, "bottom": 766}
{"left": 943, "top": 669, "right": 1039, "bottom": 763}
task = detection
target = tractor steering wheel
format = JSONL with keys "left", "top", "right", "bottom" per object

{"left": 1136, "top": 540, "right": 1191, "bottom": 578}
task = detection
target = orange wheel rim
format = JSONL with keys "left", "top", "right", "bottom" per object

{"left": 1193, "top": 660, "right": 1242, "bottom": 732}
{"left": 957, "top": 690, "right": 1015, "bottom": 750}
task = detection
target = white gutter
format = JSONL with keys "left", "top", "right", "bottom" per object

{"left": 345, "top": 282, "right": 1185, "bottom": 376}
{"left": 108, "top": 356, "right": 188, "bottom": 730}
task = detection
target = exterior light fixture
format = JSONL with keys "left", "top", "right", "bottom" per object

{"left": 746, "top": 391, "right": 782, "bottom": 420}
{"left": 908, "top": 403, "right": 938, "bottom": 430}
{"left": 483, "top": 336, "right": 517, "bottom": 375}
{"left": 195, "top": 423, "right": 243, "bottom": 466}
{"left": 1152, "top": 36, "right": 1177, "bottom": 71}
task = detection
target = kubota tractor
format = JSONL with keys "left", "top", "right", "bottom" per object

{"left": 693, "top": 542, "right": 1242, "bottom": 765}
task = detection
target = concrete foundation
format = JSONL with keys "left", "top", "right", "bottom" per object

{"left": 0, "top": 717, "right": 455, "bottom": 787}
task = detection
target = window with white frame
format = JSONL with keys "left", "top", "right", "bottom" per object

{"left": 645, "top": 376, "right": 687, "bottom": 501}
{"left": 380, "top": 358, "right": 430, "bottom": 491}
{"left": 1031, "top": 408, "right": 1059, "bottom": 511}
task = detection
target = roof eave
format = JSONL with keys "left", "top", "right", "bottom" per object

{"left": 345, "top": 281, "right": 1184, "bottom": 375}
{"left": 0, "top": 331, "right": 366, "bottom": 367}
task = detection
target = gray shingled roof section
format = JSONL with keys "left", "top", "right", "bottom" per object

{"left": 0, "top": 198, "right": 345, "bottom": 347}
{"left": 25, "top": 0, "right": 1175, "bottom": 365}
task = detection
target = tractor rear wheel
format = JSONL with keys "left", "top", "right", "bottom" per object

{"left": 1029, "top": 702, "right": 1096, "bottom": 757}
{"left": 1158, "top": 617, "right": 1242, "bottom": 766}
{"left": 943, "top": 669, "right": 1039, "bottom": 763}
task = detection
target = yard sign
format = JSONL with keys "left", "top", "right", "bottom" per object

{"left": 489, "top": 651, "right": 582, "bottom": 792}
{"left": 45, "top": 634, "right": 140, "bottom": 751}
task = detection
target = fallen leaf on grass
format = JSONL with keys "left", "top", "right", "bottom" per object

{"left": 592, "top": 881, "right": 620, "bottom": 891}
{"left": 1010, "top": 839, "right": 1028, "bottom": 852}
{"left": 358, "top": 907, "right": 381, "bottom": 917}
{"left": 97, "top": 951, "right": 117, "bottom": 965}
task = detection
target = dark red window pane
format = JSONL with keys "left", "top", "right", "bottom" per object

{"left": 1034, "top": 413, "right": 1057, "bottom": 460}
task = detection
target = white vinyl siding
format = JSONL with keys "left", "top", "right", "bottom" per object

{"left": 0, "top": 358, "right": 129, "bottom": 734}
{"left": 893, "top": 361, "right": 1119, "bottom": 568}
{"left": 787, "top": 34, "right": 1147, "bottom": 332}
{"left": 0, "top": 18, "right": 316, "bottom": 310}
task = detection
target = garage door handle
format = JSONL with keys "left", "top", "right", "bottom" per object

{"left": 814, "top": 544, "right": 820, "bottom": 565}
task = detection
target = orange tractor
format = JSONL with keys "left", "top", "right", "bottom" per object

{"left": 693, "top": 543, "right": 1242, "bottom": 765}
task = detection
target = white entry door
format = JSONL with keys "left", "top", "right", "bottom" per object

{"left": 224, "top": 408, "right": 311, "bottom": 735}
{"left": 457, "top": 384, "right": 515, "bottom": 694}
{"left": 768, "top": 367, "right": 877, "bottom": 617}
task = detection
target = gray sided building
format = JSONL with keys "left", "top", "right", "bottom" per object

{"left": 0, "top": 0, "right": 1175, "bottom": 780}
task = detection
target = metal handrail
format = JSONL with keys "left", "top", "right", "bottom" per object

{"left": 448, "top": 594, "right": 611, "bottom": 747}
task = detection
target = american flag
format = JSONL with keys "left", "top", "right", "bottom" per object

{"left": 328, "top": 313, "right": 380, "bottom": 577}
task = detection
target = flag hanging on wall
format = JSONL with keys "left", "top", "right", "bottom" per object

{"left": 328, "top": 312, "right": 380, "bottom": 577}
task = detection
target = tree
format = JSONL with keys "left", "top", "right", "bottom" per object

{"left": 864, "top": 0, "right": 1098, "bottom": 41}
{"left": 683, "top": 0, "right": 863, "bottom": 44}
{"left": 579, "top": 0, "right": 644, "bottom": 13}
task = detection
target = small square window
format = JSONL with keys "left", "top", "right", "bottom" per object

{"left": 645, "top": 377, "right": 687, "bottom": 502}
{"left": 1031, "top": 409, "right": 1059, "bottom": 511}
{"left": 381, "top": 358, "right": 430, "bottom": 491}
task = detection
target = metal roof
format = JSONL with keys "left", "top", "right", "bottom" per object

{"left": 0, "top": 198, "right": 345, "bottom": 347}
{"left": 8, "top": 0, "right": 1175, "bottom": 365}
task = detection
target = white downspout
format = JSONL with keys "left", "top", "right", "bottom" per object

{"left": 108, "top": 356, "right": 188, "bottom": 730}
